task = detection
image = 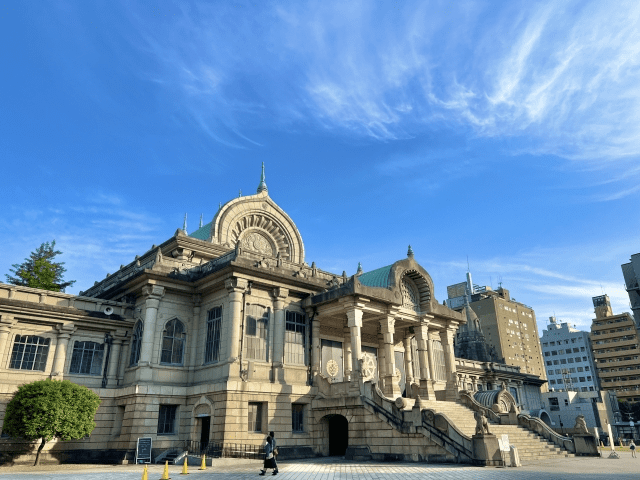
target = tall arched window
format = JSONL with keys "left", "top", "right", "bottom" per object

{"left": 130, "top": 321, "right": 143, "bottom": 366}
{"left": 161, "top": 318, "right": 185, "bottom": 365}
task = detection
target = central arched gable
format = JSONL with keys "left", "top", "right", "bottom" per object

{"left": 209, "top": 190, "right": 305, "bottom": 265}
{"left": 388, "top": 258, "right": 434, "bottom": 311}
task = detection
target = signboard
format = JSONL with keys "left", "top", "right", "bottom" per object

{"left": 499, "top": 434, "right": 510, "bottom": 452}
{"left": 136, "top": 437, "right": 152, "bottom": 464}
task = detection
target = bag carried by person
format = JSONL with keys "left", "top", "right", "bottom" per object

{"left": 631, "top": 443, "right": 636, "bottom": 450}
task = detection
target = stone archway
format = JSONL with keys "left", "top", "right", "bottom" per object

{"left": 319, "top": 414, "right": 349, "bottom": 456}
{"left": 539, "top": 411, "right": 552, "bottom": 426}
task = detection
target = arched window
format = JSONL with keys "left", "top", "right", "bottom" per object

{"left": 130, "top": 321, "right": 143, "bottom": 366}
{"left": 401, "top": 276, "right": 420, "bottom": 312}
{"left": 161, "top": 319, "right": 185, "bottom": 365}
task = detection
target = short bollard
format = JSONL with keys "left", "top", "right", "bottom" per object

{"left": 142, "top": 464, "right": 148, "bottom": 480}
{"left": 160, "top": 460, "right": 170, "bottom": 480}
{"left": 181, "top": 458, "right": 189, "bottom": 475}
{"left": 199, "top": 455, "right": 207, "bottom": 470}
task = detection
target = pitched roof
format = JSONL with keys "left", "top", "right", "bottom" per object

{"left": 357, "top": 265, "right": 393, "bottom": 288}
{"left": 189, "top": 221, "right": 211, "bottom": 241}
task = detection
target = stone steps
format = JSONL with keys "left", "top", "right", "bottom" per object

{"left": 416, "top": 400, "right": 573, "bottom": 462}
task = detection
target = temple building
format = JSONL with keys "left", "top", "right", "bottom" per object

{"left": 0, "top": 168, "right": 574, "bottom": 465}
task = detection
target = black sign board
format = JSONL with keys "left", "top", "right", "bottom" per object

{"left": 136, "top": 437, "right": 152, "bottom": 464}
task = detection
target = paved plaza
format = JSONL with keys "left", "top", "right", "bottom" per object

{"left": 1, "top": 455, "right": 640, "bottom": 480}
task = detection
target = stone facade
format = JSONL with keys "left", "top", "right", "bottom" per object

{"left": 0, "top": 172, "right": 549, "bottom": 464}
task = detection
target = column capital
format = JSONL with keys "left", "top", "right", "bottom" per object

{"left": 273, "top": 287, "right": 289, "bottom": 300}
{"left": 379, "top": 316, "right": 395, "bottom": 334}
{"left": 142, "top": 284, "right": 165, "bottom": 299}
{"left": 225, "top": 277, "right": 248, "bottom": 293}
{"left": 56, "top": 323, "right": 76, "bottom": 337}
{"left": 346, "top": 307, "right": 363, "bottom": 328}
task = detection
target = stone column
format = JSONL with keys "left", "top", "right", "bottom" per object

{"left": 107, "top": 331, "right": 127, "bottom": 385}
{"left": 137, "top": 285, "right": 165, "bottom": 382}
{"left": 0, "top": 314, "right": 15, "bottom": 368}
{"left": 343, "top": 326, "right": 352, "bottom": 382}
{"left": 403, "top": 332, "right": 414, "bottom": 389}
{"left": 380, "top": 315, "right": 401, "bottom": 398}
{"left": 472, "top": 376, "right": 478, "bottom": 392}
{"left": 272, "top": 287, "right": 288, "bottom": 383}
{"left": 377, "top": 328, "right": 386, "bottom": 388}
{"left": 225, "top": 278, "right": 248, "bottom": 362}
{"left": 308, "top": 308, "right": 320, "bottom": 376}
{"left": 118, "top": 339, "right": 130, "bottom": 381}
{"left": 52, "top": 323, "right": 76, "bottom": 377}
{"left": 346, "top": 307, "right": 363, "bottom": 383}
{"left": 415, "top": 322, "right": 434, "bottom": 400}
{"left": 441, "top": 326, "right": 458, "bottom": 401}
{"left": 187, "top": 294, "right": 201, "bottom": 384}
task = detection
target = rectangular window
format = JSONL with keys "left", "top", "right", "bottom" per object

{"left": 205, "top": 306, "right": 223, "bottom": 364}
{"left": 560, "top": 359, "right": 567, "bottom": 364}
{"left": 579, "top": 377, "right": 586, "bottom": 382}
{"left": 245, "top": 305, "right": 270, "bottom": 361}
{"left": 573, "top": 348, "right": 580, "bottom": 353}
{"left": 9, "top": 335, "right": 50, "bottom": 371}
{"left": 545, "top": 352, "right": 551, "bottom": 357}
{"left": 551, "top": 351, "right": 558, "bottom": 355}
{"left": 248, "top": 402, "right": 263, "bottom": 432}
{"left": 550, "top": 379, "right": 556, "bottom": 384}
{"left": 292, "top": 403, "right": 304, "bottom": 432}
{"left": 550, "top": 341, "right": 556, "bottom": 346}
{"left": 285, "top": 311, "right": 307, "bottom": 365}
{"left": 546, "top": 361, "right": 552, "bottom": 366}
{"left": 549, "top": 397, "right": 559, "bottom": 411}
{"left": 157, "top": 405, "right": 177, "bottom": 435}
{"left": 69, "top": 341, "right": 104, "bottom": 375}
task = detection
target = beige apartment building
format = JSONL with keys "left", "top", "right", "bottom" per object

{"left": 590, "top": 294, "right": 640, "bottom": 403}
{"left": 447, "top": 280, "right": 547, "bottom": 386}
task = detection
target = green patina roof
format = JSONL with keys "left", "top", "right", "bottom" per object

{"left": 189, "top": 221, "right": 212, "bottom": 241}
{"left": 357, "top": 265, "right": 392, "bottom": 288}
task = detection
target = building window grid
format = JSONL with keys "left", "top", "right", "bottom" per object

{"left": 292, "top": 403, "right": 304, "bottom": 432}
{"left": 160, "top": 318, "right": 185, "bottom": 365}
{"left": 248, "top": 402, "right": 263, "bottom": 432}
{"left": 9, "top": 335, "right": 50, "bottom": 371}
{"left": 245, "top": 305, "right": 270, "bottom": 362}
{"left": 157, "top": 405, "right": 177, "bottom": 435}
{"left": 205, "top": 306, "right": 223, "bottom": 364}
{"left": 284, "top": 311, "right": 308, "bottom": 365}
{"left": 130, "top": 321, "right": 143, "bottom": 366}
{"left": 69, "top": 341, "right": 104, "bottom": 375}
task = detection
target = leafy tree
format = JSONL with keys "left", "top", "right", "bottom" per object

{"left": 5, "top": 241, "right": 75, "bottom": 292}
{"left": 2, "top": 379, "right": 101, "bottom": 465}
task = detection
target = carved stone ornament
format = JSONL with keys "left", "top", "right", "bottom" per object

{"left": 361, "top": 352, "right": 377, "bottom": 382}
{"left": 326, "top": 359, "right": 339, "bottom": 377}
{"left": 240, "top": 231, "right": 274, "bottom": 256}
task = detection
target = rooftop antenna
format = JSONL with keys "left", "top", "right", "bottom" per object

{"left": 466, "top": 255, "right": 470, "bottom": 271}
{"left": 498, "top": 275, "right": 503, "bottom": 289}
{"left": 490, "top": 276, "right": 493, "bottom": 289}
{"left": 600, "top": 284, "right": 604, "bottom": 295}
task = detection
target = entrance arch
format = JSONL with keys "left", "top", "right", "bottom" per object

{"left": 320, "top": 414, "right": 348, "bottom": 456}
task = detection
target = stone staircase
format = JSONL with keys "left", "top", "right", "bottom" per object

{"left": 418, "top": 400, "right": 574, "bottom": 463}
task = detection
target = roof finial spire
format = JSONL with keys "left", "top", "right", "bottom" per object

{"left": 407, "top": 245, "right": 414, "bottom": 258}
{"left": 357, "top": 262, "right": 363, "bottom": 275}
{"left": 183, "top": 213, "right": 188, "bottom": 233}
{"left": 199, "top": 214, "right": 203, "bottom": 229}
{"left": 257, "top": 162, "right": 268, "bottom": 193}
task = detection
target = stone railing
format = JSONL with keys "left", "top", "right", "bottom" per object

{"left": 360, "top": 381, "right": 474, "bottom": 463}
{"left": 458, "top": 390, "right": 502, "bottom": 424}
{"left": 517, "top": 413, "right": 575, "bottom": 453}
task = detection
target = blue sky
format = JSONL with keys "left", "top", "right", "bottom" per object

{"left": 1, "top": 1, "right": 639, "bottom": 335}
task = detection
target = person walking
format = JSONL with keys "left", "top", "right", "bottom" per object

{"left": 260, "top": 435, "right": 277, "bottom": 476}
{"left": 269, "top": 431, "right": 279, "bottom": 475}
{"left": 631, "top": 440, "right": 637, "bottom": 458}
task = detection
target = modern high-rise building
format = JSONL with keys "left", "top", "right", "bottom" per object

{"left": 540, "top": 316, "right": 599, "bottom": 393}
{"left": 590, "top": 294, "right": 640, "bottom": 403}
{"left": 446, "top": 274, "right": 547, "bottom": 383}
{"left": 622, "top": 253, "right": 640, "bottom": 326}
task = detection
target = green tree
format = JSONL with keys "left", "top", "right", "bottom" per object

{"left": 5, "top": 241, "right": 75, "bottom": 292}
{"left": 2, "top": 379, "right": 101, "bottom": 465}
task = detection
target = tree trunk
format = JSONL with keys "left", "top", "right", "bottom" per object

{"left": 34, "top": 438, "right": 46, "bottom": 466}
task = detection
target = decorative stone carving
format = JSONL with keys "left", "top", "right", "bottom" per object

{"left": 401, "top": 277, "right": 420, "bottom": 312}
{"left": 475, "top": 410, "right": 491, "bottom": 435}
{"left": 574, "top": 415, "right": 589, "bottom": 434}
{"left": 240, "top": 231, "right": 274, "bottom": 256}
{"left": 326, "top": 359, "right": 339, "bottom": 377}
{"left": 361, "top": 352, "right": 377, "bottom": 382}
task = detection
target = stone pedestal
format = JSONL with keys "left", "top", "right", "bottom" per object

{"left": 573, "top": 434, "right": 600, "bottom": 456}
{"left": 472, "top": 434, "right": 502, "bottom": 466}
